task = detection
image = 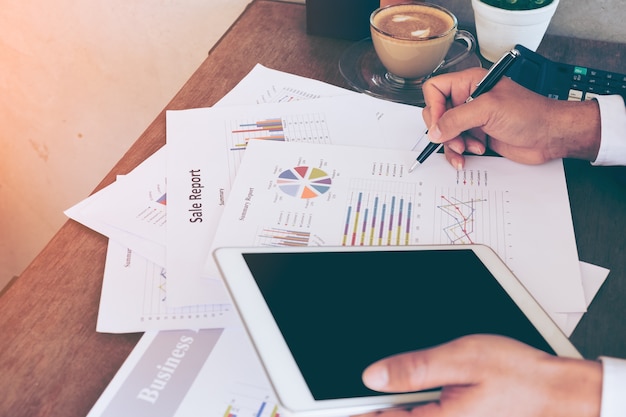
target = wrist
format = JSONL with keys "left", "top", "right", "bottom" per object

{"left": 543, "top": 357, "right": 602, "bottom": 417}
{"left": 546, "top": 99, "right": 601, "bottom": 161}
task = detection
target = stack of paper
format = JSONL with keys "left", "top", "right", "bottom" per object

{"left": 65, "top": 64, "right": 609, "bottom": 417}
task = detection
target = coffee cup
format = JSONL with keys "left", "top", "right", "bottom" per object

{"left": 370, "top": 2, "right": 476, "bottom": 82}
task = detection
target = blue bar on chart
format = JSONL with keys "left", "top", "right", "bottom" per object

{"left": 230, "top": 118, "right": 285, "bottom": 150}
{"left": 342, "top": 181, "right": 417, "bottom": 246}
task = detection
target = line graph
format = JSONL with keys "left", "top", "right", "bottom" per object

{"left": 433, "top": 187, "right": 511, "bottom": 259}
{"left": 437, "top": 195, "right": 486, "bottom": 244}
{"left": 140, "top": 262, "right": 231, "bottom": 322}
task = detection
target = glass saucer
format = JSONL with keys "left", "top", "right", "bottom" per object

{"left": 339, "top": 38, "right": 483, "bottom": 106}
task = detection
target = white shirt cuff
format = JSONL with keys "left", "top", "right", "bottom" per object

{"left": 599, "top": 356, "right": 626, "bottom": 417}
{"left": 593, "top": 94, "right": 626, "bottom": 166}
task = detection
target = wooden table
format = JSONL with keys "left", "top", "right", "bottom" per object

{"left": 1, "top": 1, "right": 625, "bottom": 416}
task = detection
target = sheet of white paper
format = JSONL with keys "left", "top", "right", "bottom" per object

{"left": 217, "top": 63, "right": 355, "bottom": 106}
{"left": 556, "top": 261, "right": 610, "bottom": 336}
{"left": 96, "top": 240, "right": 238, "bottom": 333}
{"left": 205, "top": 140, "right": 587, "bottom": 319}
{"left": 64, "top": 147, "right": 168, "bottom": 266}
{"left": 165, "top": 94, "right": 424, "bottom": 306}
{"left": 93, "top": 173, "right": 167, "bottom": 245}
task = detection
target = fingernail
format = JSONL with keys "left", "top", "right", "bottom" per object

{"left": 468, "top": 144, "right": 483, "bottom": 155}
{"left": 449, "top": 142, "right": 464, "bottom": 155}
{"left": 363, "top": 366, "right": 389, "bottom": 390}
{"left": 428, "top": 125, "right": 442, "bottom": 141}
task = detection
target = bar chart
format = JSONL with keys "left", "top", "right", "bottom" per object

{"left": 229, "top": 113, "right": 330, "bottom": 151}
{"left": 255, "top": 227, "right": 311, "bottom": 247}
{"left": 222, "top": 382, "right": 280, "bottom": 417}
{"left": 341, "top": 178, "right": 421, "bottom": 246}
{"left": 226, "top": 114, "right": 332, "bottom": 183}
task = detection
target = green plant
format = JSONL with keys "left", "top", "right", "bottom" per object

{"left": 481, "top": 0, "right": 553, "bottom": 10}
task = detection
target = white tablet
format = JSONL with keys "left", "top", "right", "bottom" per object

{"left": 213, "top": 244, "right": 581, "bottom": 417}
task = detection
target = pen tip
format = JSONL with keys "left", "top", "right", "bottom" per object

{"left": 408, "top": 160, "right": 420, "bottom": 173}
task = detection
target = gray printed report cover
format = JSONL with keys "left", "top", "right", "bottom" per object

{"left": 88, "top": 328, "right": 280, "bottom": 417}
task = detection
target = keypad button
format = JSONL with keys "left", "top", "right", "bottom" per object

{"left": 568, "top": 89, "right": 583, "bottom": 101}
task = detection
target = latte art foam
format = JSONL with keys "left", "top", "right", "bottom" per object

{"left": 373, "top": 6, "right": 453, "bottom": 39}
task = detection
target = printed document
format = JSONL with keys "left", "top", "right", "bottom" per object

{"left": 204, "top": 140, "right": 587, "bottom": 322}
{"left": 165, "top": 94, "right": 424, "bottom": 307}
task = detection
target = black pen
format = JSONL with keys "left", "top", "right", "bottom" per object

{"left": 408, "top": 48, "right": 521, "bottom": 173}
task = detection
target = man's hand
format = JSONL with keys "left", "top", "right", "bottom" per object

{"left": 360, "top": 334, "right": 602, "bottom": 417}
{"left": 421, "top": 68, "right": 601, "bottom": 169}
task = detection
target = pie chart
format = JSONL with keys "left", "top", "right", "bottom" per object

{"left": 276, "top": 166, "right": 332, "bottom": 199}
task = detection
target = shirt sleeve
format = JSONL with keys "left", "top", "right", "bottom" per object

{"left": 592, "top": 94, "right": 626, "bottom": 166}
{"left": 599, "top": 356, "right": 626, "bottom": 416}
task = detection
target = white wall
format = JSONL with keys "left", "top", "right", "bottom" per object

{"left": 0, "top": 0, "right": 250, "bottom": 285}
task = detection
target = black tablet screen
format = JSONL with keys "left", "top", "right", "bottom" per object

{"left": 242, "top": 249, "right": 555, "bottom": 400}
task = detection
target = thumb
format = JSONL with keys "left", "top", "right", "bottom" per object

{"left": 362, "top": 336, "right": 490, "bottom": 393}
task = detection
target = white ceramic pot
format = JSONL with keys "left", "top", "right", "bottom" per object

{"left": 471, "top": 0, "right": 560, "bottom": 62}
